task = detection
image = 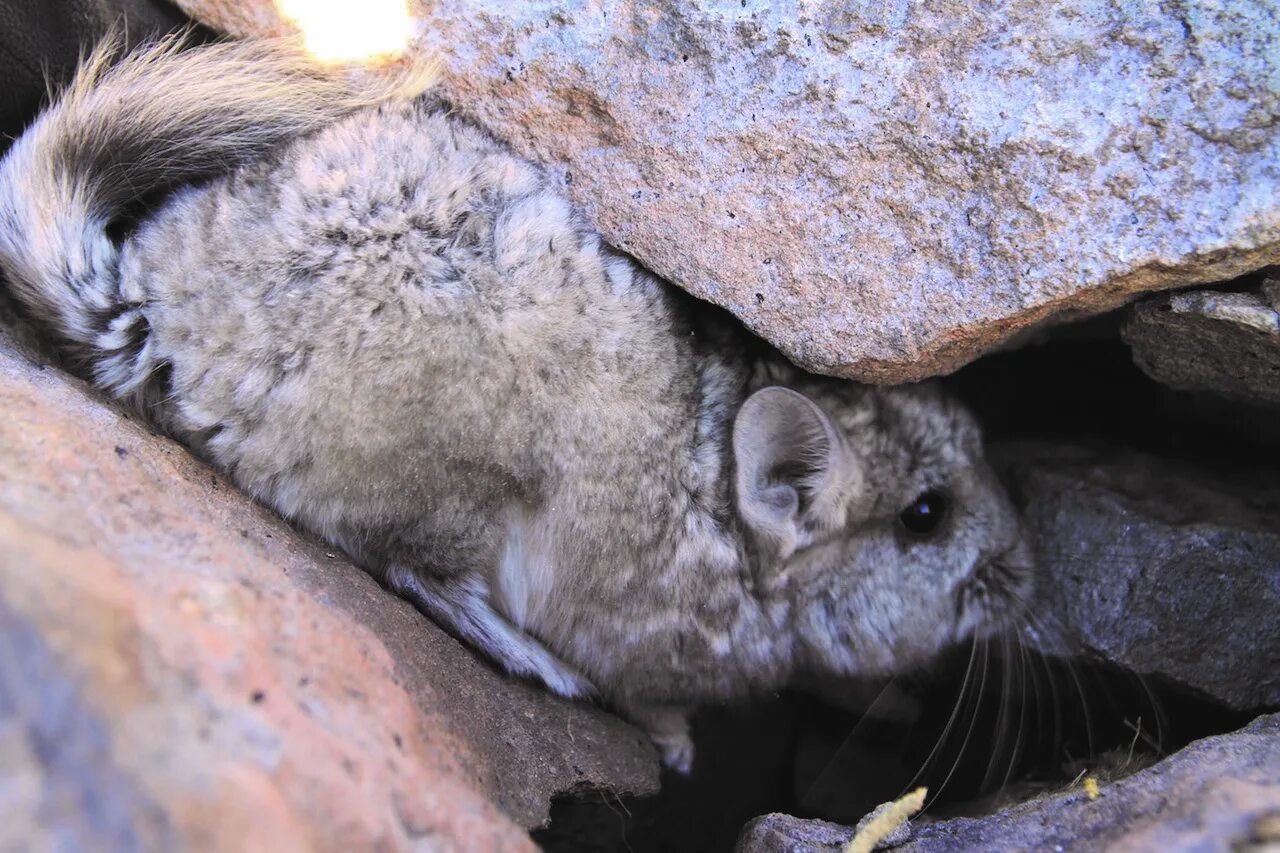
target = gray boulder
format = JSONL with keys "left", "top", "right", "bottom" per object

{"left": 1124, "top": 282, "right": 1280, "bottom": 408}
{"left": 1000, "top": 442, "right": 1280, "bottom": 711}
{"left": 901, "top": 713, "right": 1280, "bottom": 851}
{"left": 179, "top": 0, "right": 1280, "bottom": 381}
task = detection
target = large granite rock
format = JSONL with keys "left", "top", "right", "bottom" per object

{"left": 1124, "top": 281, "right": 1280, "bottom": 408}
{"left": 178, "top": 0, "right": 1280, "bottom": 382}
{"left": 737, "top": 714, "right": 1280, "bottom": 852}
{"left": 0, "top": 326, "right": 658, "bottom": 850}
{"left": 1000, "top": 442, "right": 1280, "bottom": 711}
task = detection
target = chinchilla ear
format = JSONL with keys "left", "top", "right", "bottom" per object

{"left": 732, "top": 387, "right": 857, "bottom": 560}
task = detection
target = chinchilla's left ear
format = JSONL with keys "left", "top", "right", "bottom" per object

{"left": 731, "top": 386, "right": 862, "bottom": 561}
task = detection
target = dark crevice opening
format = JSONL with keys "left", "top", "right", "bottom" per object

{"left": 534, "top": 655, "right": 1261, "bottom": 853}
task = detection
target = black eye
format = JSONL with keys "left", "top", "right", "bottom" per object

{"left": 899, "top": 489, "right": 950, "bottom": 536}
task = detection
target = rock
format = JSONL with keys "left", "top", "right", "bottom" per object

{"left": 177, "top": 0, "right": 1279, "bottom": 382}
{"left": 736, "top": 714, "right": 1280, "bottom": 852}
{"left": 998, "top": 442, "right": 1280, "bottom": 711}
{"left": 736, "top": 814, "right": 855, "bottom": 852}
{"left": 736, "top": 796, "right": 915, "bottom": 853}
{"left": 901, "top": 714, "right": 1280, "bottom": 851}
{"left": 1263, "top": 275, "right": 1280, "bottom": 312}
{"left": 1124, "top": 283, "right": 1280, "bottom": 407}
{"left": 0, "top": 330, "right": 658, "bottom": 849}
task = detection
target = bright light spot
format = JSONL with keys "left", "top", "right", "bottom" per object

{"left": 275, "top": 0, "right": 414, "bottom": 63}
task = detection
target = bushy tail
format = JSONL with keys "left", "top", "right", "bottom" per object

{"left": 0, "top": 31, "right": 434, "bottom": 394}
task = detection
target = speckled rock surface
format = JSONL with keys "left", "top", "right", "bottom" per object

{"left": 1124, "top": 282, "right": 1280, "bottom": 407}
{"left": 999, "top": 442, "right": 1280, "bottom": 711}
{"left": 736, "top": 714, "right": 1280, "bottom": 852}
{"left": 0, "top": 325, "right": 658, "bottom": 850}
{"left": 179, "top": 0, "right": 1280, "bottom": 381}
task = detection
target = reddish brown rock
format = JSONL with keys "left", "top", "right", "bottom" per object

{"left": 0, "top": 328, "right": 658, "bottom": 850}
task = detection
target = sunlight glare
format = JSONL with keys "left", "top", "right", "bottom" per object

{"left": 274, "top": 0, "right": 414, "bottom": 63}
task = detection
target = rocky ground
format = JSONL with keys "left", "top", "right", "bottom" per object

{"left": 2, "top": 1, "right": 1278, "bottom": 850}
{"left": 740, "top": 713, "right": 1280, "bottom": 852}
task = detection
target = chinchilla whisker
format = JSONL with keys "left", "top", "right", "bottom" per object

{"left": 905, "top": 636, "right": 980, "bottom": 796}
{"left": 1002, "top": 629, "right": 1031, "bottom": 793}
{"left": 924, "top": 636, "right": 991, "bottom": 812}
{"left": 798, "top": 673, "right": 908, "bottom": 807}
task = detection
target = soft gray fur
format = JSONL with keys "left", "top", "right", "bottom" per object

{"left": 0, "top": 36, "right": 1034, "bottom": 771}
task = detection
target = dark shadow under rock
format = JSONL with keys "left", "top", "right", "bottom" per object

{"left": 0, "top": 0, "right": 196, "bottom": 156}
{"left": 534, "top": 699, "right": 809, "bottom": 853}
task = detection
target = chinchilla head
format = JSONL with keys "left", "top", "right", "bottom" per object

{"left": 731, "top": 381, "right": 1033, "bottom": 679}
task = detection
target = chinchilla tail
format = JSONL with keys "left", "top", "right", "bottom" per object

{"left": 0, "top": 30, "right": 436, "bottom": 397}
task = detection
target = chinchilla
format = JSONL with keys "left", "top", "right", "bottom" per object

{"left": 0, "top": 35, "right": 1033, "bottom": 770}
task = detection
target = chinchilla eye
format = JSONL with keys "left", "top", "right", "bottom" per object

{"left": 899, "top": 489, "right": 950, "bottom": 536}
